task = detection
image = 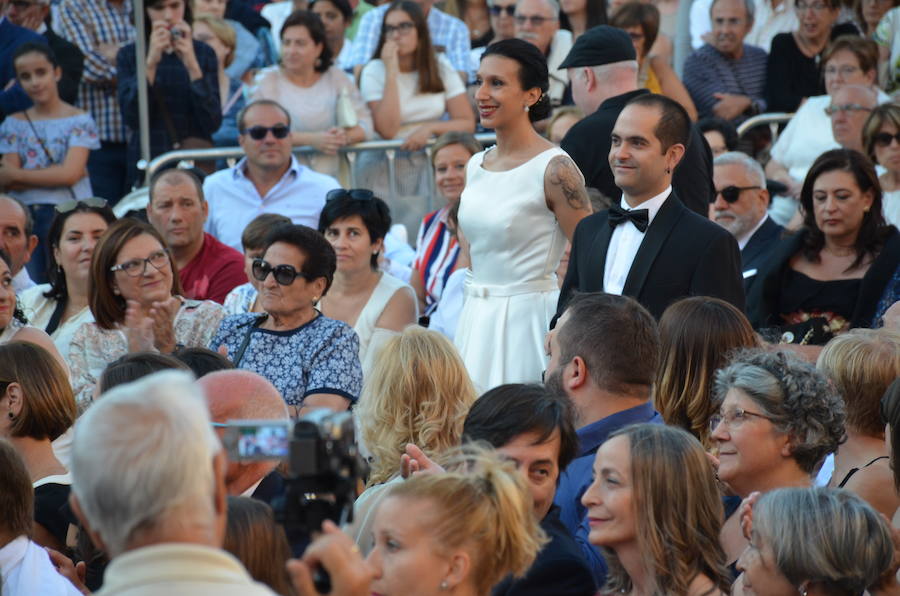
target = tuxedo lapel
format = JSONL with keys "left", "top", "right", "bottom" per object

{"left": 587, "top": 213, "right": 614, "bottom": 292}
{"left": 622, "top": 193, "right": 684, "bottom": 297}
{"left": 741, "top": 218, "right": 781, "bottom": 267}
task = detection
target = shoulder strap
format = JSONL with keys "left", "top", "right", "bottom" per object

{"left": 44, "top": 298, "right": 68, "bottom": 336}
{"left": 24, "top": 111, "right": 78, "bottom": 200}
{"left": 232, "top": 314, "right": 266, "bottom": 367}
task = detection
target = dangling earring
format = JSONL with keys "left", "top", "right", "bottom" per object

{"left": 524, "top": 104, "right": 530, "bottom": 113}
{"left": 665, "top": 167, "right": 671, "bottom": 174}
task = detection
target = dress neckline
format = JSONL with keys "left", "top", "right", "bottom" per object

{"left": 787, "top": 268, "right": 864, "bottom": 284}
{"left": 478, "top": 146, "right": 560, "bottom": 173}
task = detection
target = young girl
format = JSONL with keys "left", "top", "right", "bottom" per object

{"left": 0, "top": 42, "right": 100, "bottom": 284}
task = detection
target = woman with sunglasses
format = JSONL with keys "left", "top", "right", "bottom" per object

{"left": 211, "top": 223, "right": 362, "bottom": 413}
{"left": 710, "top": 348, "right": 845, "bottom": 576}
{"left": 317, "top": 190, "right": 417, "bottom": 374}
{"left": 0, "top": 42, "right": 100, "bottom": 285}
{"left": 68, "top": 219, "right": 225, "bottom": 409}
{"left": 863, "top": 103, "right": 900, "bottom": 227}
{"left": 17, "top": 199, "right": 116, "bottom": 359}
{"left": 748, "top": 149, "right": 900, "bottom": 345}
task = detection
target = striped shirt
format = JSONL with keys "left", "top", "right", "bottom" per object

{"left": 58, "top": 0, "right": 134, "bottom": 142}
{"left": 682, "top": 43, "right": 768, "bottom": 124}
{"left": 412, "top": 206, "right": 460, "bottom": 315}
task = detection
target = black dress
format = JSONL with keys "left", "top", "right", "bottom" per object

{"left": 34, "top": 482, "right": 73, "bottom": 546}
{"left": 776, "top": 269, "right": 861, "bottom": 332}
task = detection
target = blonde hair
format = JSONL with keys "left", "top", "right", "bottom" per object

{"left": 357, "top": 327, "right": 476, "bottom": 486}
{"left": 655, "top": 297, "right": 759, "bottom": 447}
{"left": 817, "top": 329, "right": 900, "bottom": 437}
{"left": 194, "top": 15, "right": 237, "bottom": 67}
{"left": 603, "top": 424, "right": 730, "bottom": 595}
{"left": 386, "top": 445, "right": 547, "bottom": 594}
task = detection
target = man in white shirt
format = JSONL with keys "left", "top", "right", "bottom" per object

{"left": 515, "top": 0, "right": 571, "bottom": 106}
{"left": 203, "top": 100, "right": 341, "bottom": 252}
{"left": 69, "top": 371, "right": 278, "bottom": 596}
{"left": 0, "top": 195, "right": 36, "bottom": 293}
{"left": 557, "top": 93, "right": 744, "bottom": 320}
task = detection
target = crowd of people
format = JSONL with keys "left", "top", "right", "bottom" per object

{"left": 2, "top": 0, "right": 900, "bottom": 592}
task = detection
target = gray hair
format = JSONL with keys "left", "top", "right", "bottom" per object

{"left": 754, "top": 487, "right": 894, "bottom": 594}
{"left": 710, "top": 0, "right": 755, "bottom": 23}
{"left": 832, "top": 83, "right": 879, "bottom": 108}
{"left": 71, "top": 371, "right": 221, "bottom": 556}
{"left": 713, "top": 349, "right": 846, "bottom": 474}
{"left": 517, "top": 0, "right": 560, "bottom": 16}
{"left": 713, "top": 151, "right": 766, "bottom": 188}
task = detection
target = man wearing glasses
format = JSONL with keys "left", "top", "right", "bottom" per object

{"left": 202, "top": 99, "right": 341, "bottom": 253}
{"left": 711, "top": 152, "right": 782, "bottom": 294}
{"left": 514, "top": 0, "right": 571, "bottom": 107}
{"left": 828, "top": 84, "right": 877, "bottom": 154}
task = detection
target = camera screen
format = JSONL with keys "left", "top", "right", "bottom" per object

{"left": 223, "top": 421, "right": 291, "bottom": 460}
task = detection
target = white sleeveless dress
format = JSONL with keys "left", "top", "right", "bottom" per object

{"left": 353, "top": 272, "right": 416, "bottom": 375}
{"left": 454, "top": 147, "right": 568, "bottom": 391}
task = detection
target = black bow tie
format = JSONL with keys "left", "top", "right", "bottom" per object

{"left": 608, "top": 204, "right": 650, "bottom": 233}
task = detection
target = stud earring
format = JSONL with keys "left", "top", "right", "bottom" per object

{"left": 440, "top": 580, "right": 449, "bottom": 590}
{"left": 524, "top": 104, "right": 530, "bottom": 113}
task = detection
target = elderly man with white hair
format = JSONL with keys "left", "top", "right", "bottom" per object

{"left": 514, "top": 0, "right": 571, "bottom": 107}
{"left": 69, "top": 371, "right": 278, "bottom": 595}
{"left": 711, "top": 151, "right": 783, "bottom": 293}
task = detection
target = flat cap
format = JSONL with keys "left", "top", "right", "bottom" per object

{"left": 558, "top": 25, "right": 637, "bottom": 69}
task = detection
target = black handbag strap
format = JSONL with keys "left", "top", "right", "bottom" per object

{"left": 23, "top": 111, "right": 78, "bottom": 200}
{"left": 44, "top": 298, "right": 67, "bottom": 336}
{"left": 232, "top": 314, "right": 267, "bottom": 367}
{"left": 151, "top": 85, "right": 182, "bottom": 149}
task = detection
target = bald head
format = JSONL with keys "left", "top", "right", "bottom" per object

{"left": 199, "top": 370, "right": 289, "bottom": 422}
{"left": 830, "top": 85, "right": 878, "bottom": 152}
{"left": 0, "top": 195, "right": 36, "bottom": 277}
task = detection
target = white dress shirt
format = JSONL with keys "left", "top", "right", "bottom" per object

{"left": 737, "top": 213, "right": 770, "bottom": 251}
{"left": 12, "top": 267, "right": 34, "bottom": 294}
{"left": 203, "top": 156, "right": 340, "bottom": 252}
{"left": 0, "top": 536, "right": 82, "bottom": 596}
{"left": 603, "top": 187, "right": 671, "bottom": 296}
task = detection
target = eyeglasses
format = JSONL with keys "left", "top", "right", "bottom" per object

{"left": 384, "top": 21, "right": 415, "bottom": 35}
{"left": 795, "top": 1, "right": 830, "bottom": 11}
{"left": 326, "top": 188, "right": 374, "bottom": 202}
{"left": 489, "top": 4, "right": 516, "bottom": 16}
{"left": 252, "top": 258, "right": 311, "bottom": 285}
{"left": 823, "top": 65, "right": 860, "bottom": 77}
{"left": 824, "top": 103, "right": 873, "bottom": 116}
{"left": 515, "top": 14, "right": 556, "bottom": 26}
{"left": 110, "top": 249, "right": 170, "bottom": 277}
{"left": 240, "top": 124, "right": 290, "bottom": 140}
{"left": 55, "top": 197, "right": 108, "bottom": 213}
{"left": 709, "top": 408, "right": 774, "bottom": 433}
{"left": 873, "top": 131, "right": 900, "bottom": 147}
{"left": 712, "top": 185, "right": 761, "bottom": 204}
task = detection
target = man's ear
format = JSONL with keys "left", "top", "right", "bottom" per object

{"left": 69, "top": 493, "right": 110, "bottom": 555}
{"left": 23, "top": 235, "right": 38, "bottom": 264}
{"left": 567, "top": 356, "right": 590, "bottom": 391}
{"left": 211, "top": 450, "right": 229, "bottom": 546}
{"left": 665, "top": 143, "right": 686, "bottom": 173}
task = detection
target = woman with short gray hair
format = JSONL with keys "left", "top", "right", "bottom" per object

{"left": 733, "top": 487, "right": 896, "bottom": 596}
{"left": 709, "top": 348, "right": 846, "bottom": 575}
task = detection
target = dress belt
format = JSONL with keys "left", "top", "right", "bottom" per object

{"left": 464, "top": 277, "right": 559, "bottom": 298}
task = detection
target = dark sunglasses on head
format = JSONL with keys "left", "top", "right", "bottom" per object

{"left": 252, "top": 258, "right": 310, "bottom": 286}
{"left": 489, "top": 4, "right": 516, "bottom": 16}
{"left": 241, "top": 124, "right": 290, "bottom": 140}
{"left": 55, "top": 197, "right": 108, "bottom": 213}
{"left": 326, "top": 188, "right": 374, "bottom": 202}
{"left": 873, "top": 132, "right": 900, "bottom": 148}
{"left": 712, "top": 185, "right": 761, "bottom": 204}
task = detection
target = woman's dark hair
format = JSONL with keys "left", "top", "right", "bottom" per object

{"left": 609, "top": 1, "right": 658, "bottom": 58}
{"left": 799, "top": 149, "right": 894, "bottom": 271}
{"left": 144, "top": 0, "right": 193, "bottom": 42}
{"left": 263, "top": 224, "right": 338, "bottom": 294}
{"left": 0, "top": 440, "right": 34, "bottom": 540}
{"left": 481, "top": 39, "right": 551, "bottom": 122}
{"left": 0, "top": 249, "right": 27, "bottom": 325}
{"left": 697, "top": 116, "right": 738, "bottom": 151}
{"left": 317, "top": 193, "right": 392, "bottom": 270}
{"left": 99, "top": 352, "right": 190, "bottom": 394}
{"left": 224, "top": 497, "right": 295, "bottom": 595}
{"left": 882, "top": 378, "right": 900, "bottom": 491}
{"left": 43, "top": 202, "right": 117, "bottom": 303}
{"left": 280, "top": 10, "right": 333, "bottom": 73}
{"left": 172, "top": 346, "right": 234, "bottom": 377}
{"left": 311, "top": 0, "right": 353, "bottom": 22}
{"left": 855, "top": 0, "right": 900, "bottom": 34}
{"left": 373, "top": 1, "right": 445, "bottom": 94}
{"left": 13, "top": 42, "right": 59, "bottom": 70}
{"left": 561, "top": 0, "right": 607, "bottom": 36}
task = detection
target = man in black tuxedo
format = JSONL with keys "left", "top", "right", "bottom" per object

{"left": 560, "top": 26, "right": 714, "bottom": 217}
{"left": 711, "top": 151, "right": 784, "bottom": 295}
{"left": 557, "top": 93, "right": 744, "bottom": 321}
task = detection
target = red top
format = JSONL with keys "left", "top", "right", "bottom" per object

{"left": 179, "top": 232, "right": 247, "bottom": 304}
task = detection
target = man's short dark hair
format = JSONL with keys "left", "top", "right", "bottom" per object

{"left": 463, "top": 384, "right": 579, "bottom": 472}
{"left": 626, "top": 93, "right": 691, "bottom": 154}
{"left": 237, "top": 99, "right": 292, "bottom": 133}
{"left": 558, "top": 293, "right": 659, "bottom": 398}
{"left": 148, "top": 168, "right": 205, "bottom": 205}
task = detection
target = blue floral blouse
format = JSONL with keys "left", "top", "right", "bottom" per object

{"left": 210, "top": 312, "right": 362, "bottom": 406}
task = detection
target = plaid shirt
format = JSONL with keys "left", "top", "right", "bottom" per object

{"left": 58, "top": 0, "right": 134, "bottom": 142}
{"left": 348, "top": 5, "right": 470, "bottom": 74}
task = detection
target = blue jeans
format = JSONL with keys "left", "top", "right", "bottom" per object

{"left": 25, "top": 203, "right": 57, "bottom": 284}
{"left": 88, "top": 141, "right": 130, "bottom": 205}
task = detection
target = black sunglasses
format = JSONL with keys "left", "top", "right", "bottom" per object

{"left": 55, "top": 197, "right": 108, "bottom": 213}
{"left": 252, "top": 258, "right": 310, "bottom": 286}
{"left": 712, "top": 185, "right": 761, "bottom": 204}
{"left": 326, "top": 188, "right": 375, "bottom": 202}
{"left": 241, "top": 124, "right": 290, "bottom": 140}
{"left": 874, "top": 132, "right": 900, "bottom": 148}
{"left": 489, "top": 4, "right": 516, "bottom": 16}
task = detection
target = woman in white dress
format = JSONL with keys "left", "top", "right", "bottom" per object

{"left": 456, "top": 39, "right": 592, "bottom": 390}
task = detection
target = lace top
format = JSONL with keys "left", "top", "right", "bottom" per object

{"left": 68, "top": 299, "right": 226, "bottom": 409}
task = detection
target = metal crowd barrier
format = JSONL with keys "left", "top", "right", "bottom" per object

{"left": 736, "top": 112, "right": 794, "bottom": 142}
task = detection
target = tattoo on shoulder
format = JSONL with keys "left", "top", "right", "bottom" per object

{"left": 547, "top": 155, "right": 589, "bottom": 211}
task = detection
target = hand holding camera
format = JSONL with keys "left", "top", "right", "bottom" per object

{"left": 286, "top": 521, "right": 373, "bottom": 596}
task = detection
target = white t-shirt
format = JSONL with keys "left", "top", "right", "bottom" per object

{"left": 360, "top": 53, "right": 465, "bottom": 138}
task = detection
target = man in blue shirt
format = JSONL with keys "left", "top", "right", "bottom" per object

{"left": 545, "top": 292, "right": 662, "bottom": 587}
